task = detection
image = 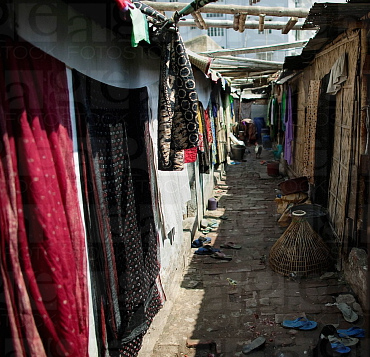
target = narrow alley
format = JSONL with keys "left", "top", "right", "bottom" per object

{"left": 144, "top": 149, "right": 367, "bottom": 357}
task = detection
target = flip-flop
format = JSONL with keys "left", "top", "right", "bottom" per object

{"left": 210, "top": 251, "right": 232, "bottom": 261}
{"left": 282, "top": 317, "right": 317, "bottom": 330}
{"left": 328, "top": 335, "right": 359, "bottom": 347}
{"left": 194, "top": 245, "right": 220, "bottom": 255}
{"left": 198, "top": 237, "right": 212, "bottom": 244}
{"left": 337, "top": 303, "right": 358, "bottom": 323}
{"left": 330, "top": 342, "right": 351, "bottom": 354}
{"left": 220, "top": 241, "right": 242, "bottom": 250}
{"left": 298, "top": 320, "right": 317, "bottom": 330}
{"left": 242, "top": 336, "right": 266, "bottom": 355}
{"left": 191, "top": 239, "right": 203, "bottom": 248}
{"left": 337, "top": 327, "right": 365, "bottom": 338}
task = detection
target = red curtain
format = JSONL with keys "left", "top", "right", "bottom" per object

{"left": 0, "top": 39, "right": 88, "bottom": 356}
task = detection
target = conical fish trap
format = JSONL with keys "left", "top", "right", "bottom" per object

{"left": 269, "top": 210, "right": 331, "bottom": 277}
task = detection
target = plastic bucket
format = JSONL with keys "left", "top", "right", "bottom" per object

{"left": 231, "top": 144, "right": 245, "bottom": 161}
{"left": 208, "top": 197, "right": 218, "bottom": 210}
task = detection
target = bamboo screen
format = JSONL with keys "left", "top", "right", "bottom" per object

{"left": 326, "top": 36, "right": 360, "bottom": 243}
{"left": 290, "top": 30, "right": 361, "bottom": 246}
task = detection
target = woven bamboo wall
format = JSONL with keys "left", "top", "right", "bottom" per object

{"left": 290, "top": 29, "right": 362, "bottom": 247}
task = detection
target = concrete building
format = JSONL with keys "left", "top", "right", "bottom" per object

{"left": 175, "top": 0, "right": 347, "bottom": 62}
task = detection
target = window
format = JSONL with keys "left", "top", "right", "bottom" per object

{"left": 256, "top": 52, "right": 273, "bottom": 61}
{"left": 190, "top": 26, "right": 196, "bottom": 30}
{"left": 206, "top": 13, "right": 224, "bottom": 18}
{"left": 258, "top": 29, "right": 272, "bottom": 35}
{"left": 207, "top": 27, "right": 224, "bottom": 37}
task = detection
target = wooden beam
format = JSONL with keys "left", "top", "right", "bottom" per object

{"left": 238, "top": 13, "right": 247, "bottom": 33}
{"left": 259, "top": 14, "right": 265, "bottom": 32}
{"left": 199, "top": 40, "right": 308, "bottom": 57}
{"left": 191, "top": 11, "right": 208, "bottom": 30}
{"left": 282, "top": 17, "right": 298, "bottom": 34}
{"left": 215, "top": 56, "right": 282, "bottom": 66}
{"left": 177, "top": 19, "right": 311, "bottom": 30}
{"left": 142, "top": 2, "right": 310, "bottom": 18}
{"left": 233, "top": 14, "right": 240, "bottom": 31}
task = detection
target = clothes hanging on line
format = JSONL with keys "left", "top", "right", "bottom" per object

{"left": 73, "top": 70, "right": 163, "bottom": 357}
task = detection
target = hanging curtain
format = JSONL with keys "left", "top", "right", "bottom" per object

{"left": 0, "top": 39, "right": 88, "bottom": 356}
{"left": 72, "top": 70, "right": 163, "bottom": 357}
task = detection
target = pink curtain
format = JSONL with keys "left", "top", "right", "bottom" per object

{"left": 0, "top": 39, "right": 88, "bottom": 356}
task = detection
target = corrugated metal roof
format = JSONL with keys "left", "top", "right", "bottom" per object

{"left": 302, "top": 3, "right": 370, "bottom": 29}
{"left": 284, "top": 2, "right": 370, "bottom": 71}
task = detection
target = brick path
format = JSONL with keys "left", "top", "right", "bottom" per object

{"left": 150, "top": 149, "right": 366, "bottom": 357}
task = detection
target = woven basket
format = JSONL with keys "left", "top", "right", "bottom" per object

{"left": 269, "top": 210, "right": 331, "bottom": 277}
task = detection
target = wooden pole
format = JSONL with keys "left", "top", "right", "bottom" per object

{"left": 233, "top": 14, "right": 240, "bottom": 31}
{"left": 282, "top": 17, "right": 299, "bottom": 34}
{"left": 200, "top": 40, "right": 308, "bottom": 57}
{"left": 177, "top": 19, "right": 311, "bottom": 30}
{"left": 238, "top": 13, "right": 247, "bottom": 33}
{"left": 191, "top": 11, "right": 208, "bottom": 29}
{"left": 259, "top": 14, "right": 265, "bottom": 32}
{"left": 143, "top": 1, "right": 310, "bottom": 18}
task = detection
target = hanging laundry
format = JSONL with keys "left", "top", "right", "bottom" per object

{"left": 0, "top": 39, "right": 88, "bottom": 357}
{"left": 184, "top": 147, "right": 198, "bottom": 163}
{"left": 280, "top": 89, "right": 287, "bottom": 132}
{"left": 284, "top": 86, "right": 294, "bottom": 165}
{"left": 115, "top": 0, "right": 134, "bottom": 11}
{"left": 327, "top": 53, "right": 347, "bottom": 95}
{"left": 199, "top": 104, "right": 212, "bottom": 173}
{"left": 129, "top": 6, "right": 150, "bottom": 47}
{"left": 133, "top": 0, "right": 199, "bottom": 171}
{"left": 73, "top": 71, "right": 163, "bottom": 357}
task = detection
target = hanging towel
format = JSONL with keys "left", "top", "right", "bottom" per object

{"left": 327, "top": 53, "right": 347, "bottom": 95}
{"left": 129, "top": 6, "right": 150, "bottom": 47}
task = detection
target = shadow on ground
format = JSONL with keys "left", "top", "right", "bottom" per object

{"left": 151, "top": 149, "right": 367, "bottom": 357}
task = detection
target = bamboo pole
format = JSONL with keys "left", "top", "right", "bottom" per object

{"left": 177, "top": 19, "right": 310, "bottom": 30}
{"left": 191, "top": 11, "right": 208, "bottom": 29}
{"left": 200, "top": 40, "right": 308, "bottom": 57}
{"left": 142, "top": 1, "right": 310, "bottom": 18}
{"left": 282, "top": 17, "right": 298, "bottom": 34}
{"left": 238, "top": 13, "right": 247, "bottom": 33}
{"left": 233, "top": 14, "right": 240, "bottom": 31}
{"left": 259, "top": 14, "right": 265, "bottom": 32}
{"left": 213, "top": 56, "right": 283, "bottom": 66}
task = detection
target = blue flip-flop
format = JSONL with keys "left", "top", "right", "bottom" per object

{"left": 299, "top": 320, "right": 317, "bottom": 330}
{"left": 337, "top": 327, "right": 365, "bottom": 338}
{"left": 330, "top": 342, "right": 351, "bottom": 354}
{"left": 191, "top": 239, "right": 203, "bottom": 248}
{"left": 282, "top": 317, "right": 317, "bottom": 330}
{"left": 194, "top": 245, "right": 220, "bottom": 255}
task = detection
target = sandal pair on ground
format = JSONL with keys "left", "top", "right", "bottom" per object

{"left": 191, "top": 237, "right": 211, "bottom": 248}
{"left": 314, "top": 324, "right": 363, "bottom": 356}
{"left": 194, "top": 245, "right": 232, "bottom": 260}
{"left": 194, "top": 241, "right": 241, "bottom": 260}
